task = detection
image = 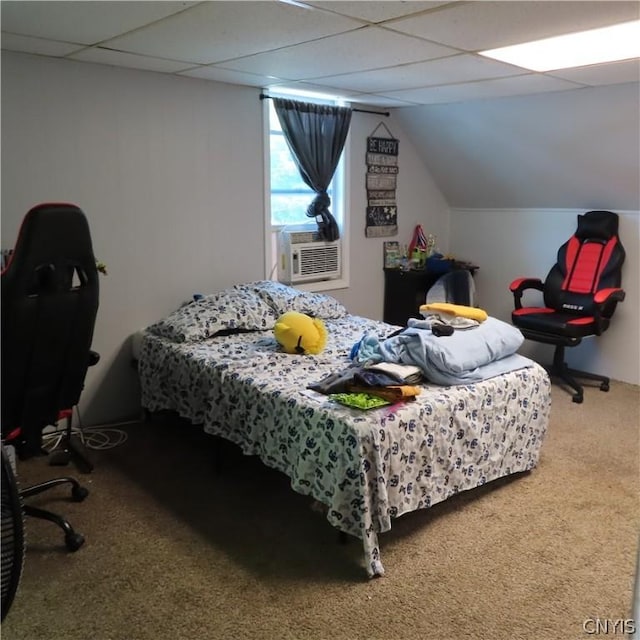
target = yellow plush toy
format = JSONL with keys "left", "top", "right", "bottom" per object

{"left": 274, "top": 311, "right": 327, "bottom": 355}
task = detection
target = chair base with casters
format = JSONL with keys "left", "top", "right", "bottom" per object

{"left": 20, "top": 475, "right": 89, "bottom": 552}
{"left": 521, "top": 328, "right": 610, "bottom": 403}
{"left": 4, "top": 433, "right": 90, "bottom": 553}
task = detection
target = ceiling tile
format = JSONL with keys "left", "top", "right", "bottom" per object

{"left": 385, "top": 1, "right": 640, "bottom": 51}
{"left": 221, "top": 26, "right": 457, "bottom": 80}
{"left": 348, "top": 94, "right": 418, "bottom": 108}
{"left": 312, "top": 53, "right": 524, "bottom": 93}
{"left": 0, "top": 1, "right": 197, "bottom": 45}
{"left": 180, "top": 65, "right": 285, "bottom": 88}
{"left": 549, "top": 59, "right": 640, "bottom": 86}
{"left": 306, "top": 1, "right": 452, "bottom": 24}
{"left": 1, "top": 1, "right": 637, "bottom": 109}
{"left": 386, "top": 73, "right": 583, "bottom": 105}
{"left": 0, "top": 33, "right": 82, "bottom": 57}
{"left": 266, "top": 80, "right": 367, "bottom": 100}
{"left": 101, "top": 1, "right": 364, "bottom": 65}
{"left": 70, "top": 47, "right": 196, "bottom": 73}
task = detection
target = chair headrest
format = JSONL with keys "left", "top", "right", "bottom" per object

{"left": 575, "top": 210, "right": 619, "bottom": 241}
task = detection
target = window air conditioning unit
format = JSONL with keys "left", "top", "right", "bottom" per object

{"left": 278, "top": 229, "right": 341, "bottom": 284}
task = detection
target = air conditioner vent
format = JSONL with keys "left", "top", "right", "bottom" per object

{"left": 298, "top": 243, "right": 340, "bottom": 277}
{"left": 278, "top": 231, "right": 341, "bottom": 284}
{"left": 288, "top": 230, "right": 321, "bottom": 244}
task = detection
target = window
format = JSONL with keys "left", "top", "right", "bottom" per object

{"left": 264, "top": 91, "right": 349, "bottom": 291}
{"left": 269, "top": 100, "right": 341, "bottom": 227}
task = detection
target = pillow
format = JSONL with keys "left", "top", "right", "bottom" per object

{"left": 238, "top": 280, "right": 348, "bottom": 319}
{"left": 147, "top": 288, "right": 277, "bottom": 343}
{"left": 575, "top": 211, "right": 618, "bottom": 241}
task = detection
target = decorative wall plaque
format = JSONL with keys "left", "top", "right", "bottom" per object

{"left": 365, "top": 123, "right": 399, "bottom": 238}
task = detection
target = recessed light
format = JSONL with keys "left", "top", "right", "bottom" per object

{"left": 277, "top": 0, "right": 314, "bottom": 9}
{"left": 479, "top": 20, "right": 640, "bottom": 72}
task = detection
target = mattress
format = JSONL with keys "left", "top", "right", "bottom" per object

{"left": 138, "top": 313, "right": 551, "bottom": 577}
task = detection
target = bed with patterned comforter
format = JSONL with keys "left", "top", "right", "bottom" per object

{"left": 137, "top": 281, "right": 551, "bottom": 577}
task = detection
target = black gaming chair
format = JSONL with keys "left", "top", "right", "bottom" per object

{"left": 509, "top": 210, "right": 625, "bottom": 403}
{"left": 1, "top": 203, "right": 100, "bottom": 555}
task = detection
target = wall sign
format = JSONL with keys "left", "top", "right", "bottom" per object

{"left": 365, "top": 123, "right": 399, "bottom": 238}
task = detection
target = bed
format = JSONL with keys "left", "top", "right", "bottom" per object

{"left": 137, "top": 281, "right": 551, "bottom": 577}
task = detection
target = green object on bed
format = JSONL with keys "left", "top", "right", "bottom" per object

{"left": 329, "top": 392, "right": 391, "bottom": 410}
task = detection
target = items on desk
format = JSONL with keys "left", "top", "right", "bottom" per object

{"left": 407, "top": 224, "right": 435, "bottom": 269}
{"left": 383, "top": 241, "right": 401, "bottom": 269}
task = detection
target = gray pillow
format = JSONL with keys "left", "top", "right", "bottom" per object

{"left": 237, "top": 280, "right": 348, "bottom": 319}
{"left": 147, "top": 288, "right": 277, "bottom": 343}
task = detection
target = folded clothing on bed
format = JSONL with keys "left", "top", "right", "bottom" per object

{"left": 366, "top": 362, "right": 423, "bottom": 384}
{"left": 370, "top": 316, "right": 529, "bottom": 385}
{"left": 309, "top": 365, "right": 404, "bottom": 395}
{"left": 347, "top": 384, "right": 421, "bottom": 403}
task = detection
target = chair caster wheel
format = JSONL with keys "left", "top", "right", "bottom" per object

{"left": 572, "top": 394, "right": 583, "bottom": 404}
{"left": 72, "top": 485, "right": 89, "bottom": 502}
{"left": 600, "top": 382, "right": 610, "bottom": 392}
{"left": 65, "top": 532, "right": 85, "bottom": 552}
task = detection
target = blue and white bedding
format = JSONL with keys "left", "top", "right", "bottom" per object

{"left": 138, "top": 282, "right": 551, "bottom": 577}
{"left": 354, "top": 316, "right": 532, "bottom": 385}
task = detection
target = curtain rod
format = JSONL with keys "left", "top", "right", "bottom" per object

{"left": 259, "top": 93, "right": 390, "bottom": 117}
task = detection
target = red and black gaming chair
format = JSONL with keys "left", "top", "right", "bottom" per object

{"left": 1, "top": 203, "right": 100, "bottom": 553}
{"left": 509, "top": 210, "right": 625, "bottom": 403}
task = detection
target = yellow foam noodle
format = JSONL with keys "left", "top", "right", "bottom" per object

{"left": 419, "top": 302, "right": 488, "bottom": 322}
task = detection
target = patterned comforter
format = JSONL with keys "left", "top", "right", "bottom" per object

{"left": 138, "top": 314, "right": 551, "bottom": 577}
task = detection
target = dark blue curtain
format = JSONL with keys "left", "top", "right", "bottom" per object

{"left": 273, "top": 98, "right": 352, "bottom": 241}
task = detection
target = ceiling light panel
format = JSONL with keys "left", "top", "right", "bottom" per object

{"left": 385, "top": 1, "right": 640, "bottom": 52}
{"left": 480, "top": 21, "right": 640, "bottom": 72}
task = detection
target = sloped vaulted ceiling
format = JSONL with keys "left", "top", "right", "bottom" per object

{"left": 395, "top": 82, "right": 640, "bottom": 211}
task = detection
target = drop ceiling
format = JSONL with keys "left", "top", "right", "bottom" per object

{"left": 1, "top": 1, "right": 639, "bottom": 107}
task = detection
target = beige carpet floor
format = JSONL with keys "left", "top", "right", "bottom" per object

{"left": 2, "top": 382, "right": 639, "bottom": 640}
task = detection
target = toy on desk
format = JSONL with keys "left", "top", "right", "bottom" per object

{"left": 274, "top": 311, "right": 327, "bottom": 355}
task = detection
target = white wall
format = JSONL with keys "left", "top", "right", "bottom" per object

{"left": 450, "top": 208, "right": 639, "bottom": 385}
{"left": 1, "top": 51, "right": 450, "bottom": 424}
{"left": 326, "top": 109, "right": 450, "bottom": 320}
{"left": 394, "top": 82, "right": 640, "bottom": 211}
{"left": 1, "top": 53, "right": 267, "bottom": 424}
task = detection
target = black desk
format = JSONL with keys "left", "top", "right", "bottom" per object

{"left": 383, "top": 266, "right": 478, "bottom": 326}
{"left": 383, "top": 269, "right": 440, "bottom": 326}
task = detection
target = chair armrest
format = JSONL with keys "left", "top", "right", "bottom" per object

{"left": 594, "top": 287, "right": 625, "bottom": 305}
{"left": 509, "top": 277, "right": 543, "bottom": 293}
{"left": 590, "top": 287, "right": 625, "bottom": 334}
{"left": 509, "top": 278, "right": 543, "bottom": 310}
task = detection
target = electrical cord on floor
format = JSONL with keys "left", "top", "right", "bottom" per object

{"left": 41, "top": 406, "right": 135, "bottom": 453}
{"left": 41, "top": 427, "right": 67, "bottom": 453}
